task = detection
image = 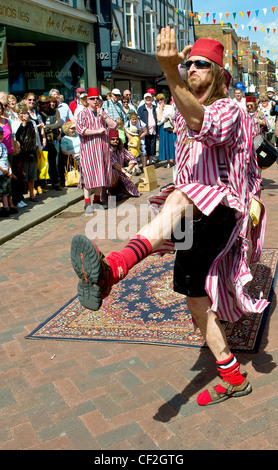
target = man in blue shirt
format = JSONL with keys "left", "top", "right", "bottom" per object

{"left": 102, "top": 88, "right": 124, "bottom": 121}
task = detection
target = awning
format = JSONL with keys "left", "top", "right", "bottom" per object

{"left": 113, "top": 46, "right": 162, "bottom": 77}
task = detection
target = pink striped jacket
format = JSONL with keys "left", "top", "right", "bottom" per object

{"left": 148, "top": 99, "right": 268, "bottom": 322}
{"left": 76, "top": 108, "right": 116, "bottom": 189}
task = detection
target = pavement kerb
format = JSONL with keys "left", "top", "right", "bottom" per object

{"left": 0, "top": 190, "right": 83, "bottom": 245}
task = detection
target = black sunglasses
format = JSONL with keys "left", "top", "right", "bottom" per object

{"left": 88, "top": 97, "right": 99, "bottom": 100}
{"left": 185, "top": 60, "right": 212, "bottom": 69}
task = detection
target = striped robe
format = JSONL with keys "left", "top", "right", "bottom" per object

{"left": 76, "top": 108, "right": 115, "bottom": 189}
{"left": 148, "top": 98, "right": 268, "bottom": 322}
{"left": 110, "top": 147, "right": 140, "bottom": 197}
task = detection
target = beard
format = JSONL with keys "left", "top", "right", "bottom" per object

{"left": 187, "top": 73, "right": 212, "bottom": 95}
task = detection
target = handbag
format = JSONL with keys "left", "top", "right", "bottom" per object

{"left": 37, "top": 149, "right": 50, "bottom": 180}
{"left": 254, "top": 134, "right": 278, "bottom": 169}
{"left": 64, "top": 155, "right": 80, "bottom": 187}
{"left": 163, "top": 119, "right": 174, "bottom": 131}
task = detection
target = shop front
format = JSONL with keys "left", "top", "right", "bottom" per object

{"left": 0, "top": 0, "right": 97, "bottom": 102}
{"left": 99, "top": 43, "right": 163, "bottom": 106}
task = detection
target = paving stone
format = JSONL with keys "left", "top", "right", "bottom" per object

{"left": 0, "top": 164, "right": 278, "bottom": 450}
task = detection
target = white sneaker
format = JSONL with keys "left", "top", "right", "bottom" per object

{"left": 84, "top": 203, "right": 95, "bottom": 216}
{"left": 20, "top": 200, "right": 27, "bottom": 207}
{"left": 16, "top": 201, "right": 25, "bottom": 208}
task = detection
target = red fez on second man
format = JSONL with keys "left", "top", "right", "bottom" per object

{"left": 109, "top": 129, "right": 119, "bottom": 138}
{"left": 246, "top": 96, "right": 257, "bottom": 103}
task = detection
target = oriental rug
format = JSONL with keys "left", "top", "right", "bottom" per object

{"left": 26, "top": 248, "right": 278, "bottom": 353}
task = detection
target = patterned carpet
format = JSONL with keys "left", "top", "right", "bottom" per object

{"left": 26, "top": 249, "right": 278, "bottom": 353}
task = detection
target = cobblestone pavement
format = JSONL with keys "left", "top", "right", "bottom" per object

{"left": 1, "top": 163, "right": 278, "bottom": 450}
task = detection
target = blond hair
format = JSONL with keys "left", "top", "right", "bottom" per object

{"left": 156, "top": 93, "right": 165, "bottom": 102}
{"left": 62, "top": 121, "right": 76, "bottom": 135}
{"left": 15, "top": 101, "right": 28, "bottom": 113}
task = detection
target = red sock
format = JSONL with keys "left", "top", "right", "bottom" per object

{"left": 94, "top": 194, "right": 100, "bottom": 203}
{"left": 84, "top": 198, "right": 91, "bottom": 205}
{"left": 197, "top": 354, "right": 245, "bottom": 406}
{"left": 106, "top": 235, "right": 153, "bottom": 285}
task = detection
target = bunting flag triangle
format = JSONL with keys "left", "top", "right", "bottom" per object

{"left": 272, "top": 7, "right": 276, "bottom": 14}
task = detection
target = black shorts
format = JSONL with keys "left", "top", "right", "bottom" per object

{"left": 173, "top": 204, "right": 236, "bottom": 298}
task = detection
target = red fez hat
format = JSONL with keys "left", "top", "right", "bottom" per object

{"left": 87, "top": 87, "right": 99, "bottom": 98}
{"left": 147, "top": 88, "right": 156, "bottom": 94}
{"left": 189, "top": 39, "right": 224, "bottom": 67}
{"left": 109, "top": 129, "right": 119, "bottom": 138}
{"left": 246, "top": 96, "right": 257, "bottom": 103}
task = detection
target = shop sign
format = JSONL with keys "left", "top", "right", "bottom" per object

{"left": 0, "top": 0, "right": 95, "bottom": 42}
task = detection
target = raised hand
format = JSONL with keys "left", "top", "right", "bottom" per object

{"left": 156, "top": 26, "right": 192, "bottom": 74}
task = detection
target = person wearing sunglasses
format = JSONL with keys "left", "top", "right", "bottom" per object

{"left": 75, "top": 87, "right": 117, "bottom": 215}
{"left": 71, "top": 30, "right": 265, "bottom": 407}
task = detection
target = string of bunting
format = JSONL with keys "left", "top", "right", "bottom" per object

{"left": 174, "top": 6, "right": 278, "bottom": 35}
{"left": 174, "top": 6, "right": 278, "bottom": 60}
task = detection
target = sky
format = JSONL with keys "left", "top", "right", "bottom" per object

{"left": 192, "top": 0, "right": 278, "bottom": 63}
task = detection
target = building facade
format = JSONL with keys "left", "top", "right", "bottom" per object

{"left": 94, "top": 0, "right": 195, "bottom": 104}
{"left": 0, "top": 0, "right": 97, "bottom": 101}
{"left": 1, "top": 0, "right": 195, "bottom": 103}
{"left": 194, "top": 18, "right": 277, "bottom": 95}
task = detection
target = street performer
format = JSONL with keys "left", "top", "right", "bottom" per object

{"left": 109, "top": 128, "right": 140, "bottom": 199}
{"left": 71, "top": 29, "right": 267, "bottom": 406}
{"left": 76, "top": 87, "right": 116, "bottom": 214}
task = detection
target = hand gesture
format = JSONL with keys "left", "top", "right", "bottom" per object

{"left": 156, "top": 26, "right": 192, "bottom": 74}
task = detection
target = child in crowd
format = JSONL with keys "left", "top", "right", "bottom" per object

{"left": 127, "top": 125, "right": 140, "bottom": 157}
{"left": 116, "top": 118, "right": 127, "bottom": 147}
{"left": 125, "top": 112, "right": 147, "bottom": 174}
{"left": 126, "top": 125, "right": 141, "bottom": 176}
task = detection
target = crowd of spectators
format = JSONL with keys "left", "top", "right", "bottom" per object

{"left": 0, "top": 86, "right": 177, "bottom": 217}
{"left": 1, "top": 83, "right": 277, "bottom": 217}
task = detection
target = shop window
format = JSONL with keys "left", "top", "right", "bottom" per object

{"left": 145, "top": 11, "right": 157, "bottom": 54}
{"left": 179, "top": 30, "right": 188, "bottom": 51}
{"left": 124, "top": 1, "right": 139, "bottom": 49}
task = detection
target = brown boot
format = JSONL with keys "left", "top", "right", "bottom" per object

{"left": 71, "top": 235, "right": 112, "bottom": 310}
